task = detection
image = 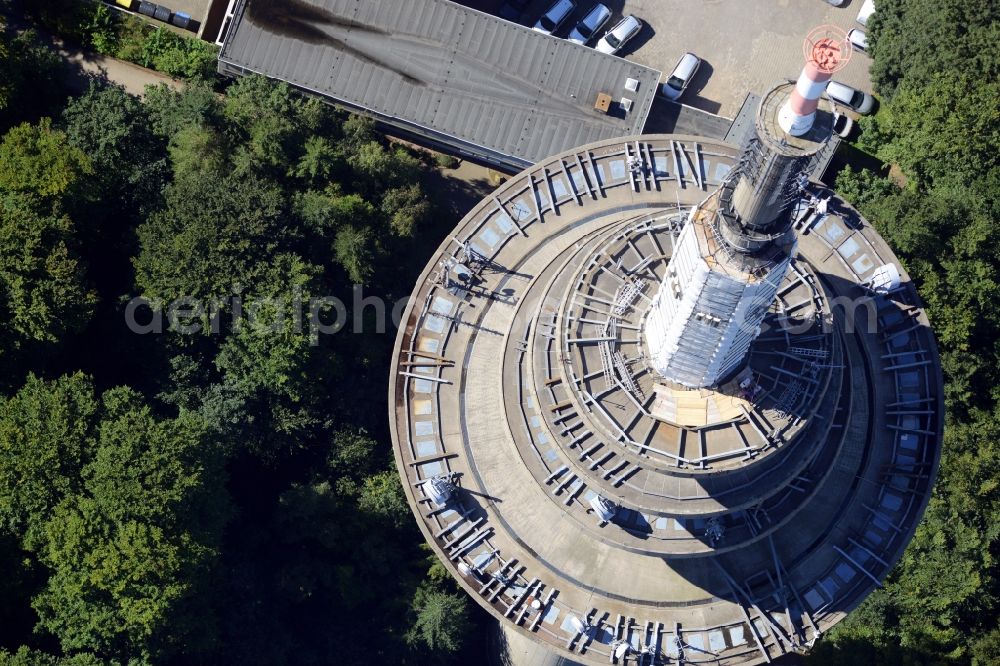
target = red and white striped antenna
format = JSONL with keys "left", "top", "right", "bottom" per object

{"left": 779, "top": 26, "right": 852, "bottom": 136}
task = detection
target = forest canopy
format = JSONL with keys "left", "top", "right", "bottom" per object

{"left": 811, "top": 1, "right": 1000, "bottom": 664}
{"left": 0, "top": 13, "right": 476, "bottom": 662}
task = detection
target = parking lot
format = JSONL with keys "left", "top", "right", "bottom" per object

{"left": 458, "top": 0, "right": 874, "bottom": 120}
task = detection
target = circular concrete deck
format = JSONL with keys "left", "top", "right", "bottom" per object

{"left": 390, "top": 135, "right": 942, "bottom": 664}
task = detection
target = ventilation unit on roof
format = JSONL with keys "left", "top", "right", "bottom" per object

{"left": 594, "top": 92, "right": 613, "bottom": 114}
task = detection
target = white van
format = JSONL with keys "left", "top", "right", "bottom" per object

{"left": 857, "top": 0, "right": 876, "bottom": 26}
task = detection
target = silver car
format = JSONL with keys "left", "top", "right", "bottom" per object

{"left": 567, "top": 4, "right": 611, "bottom": 45}
{"left": 660, "top": 52, "right": 702, "bottom": 101}
{"left": 847, "top": 28, "right": 869, "bottom": 52}
{"left": 826, "top": 80, "right": 875, "bottom": 115}
{"left": 532, "top": 0, "right": 576, "bottom": 36}
{"left": 595, "top": 15, "right": 642, "bottom": 55}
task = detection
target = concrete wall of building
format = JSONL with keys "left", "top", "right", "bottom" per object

{"left": 491, "top": 622, "right": 585, "bottom": 666}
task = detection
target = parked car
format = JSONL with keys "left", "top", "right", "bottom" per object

{"left": 532, "top": 0, "right": 576, "bottom": 35}
{"left": 595, "top": 15, "right": 642, "bottom": 55}
{"left": 847, "top": 28, "right": 868, "bottom": 52}
{"left": 567, "top": 4, "right": 611, "bottom": 45}
{"left": 826, "top": 80, "right": 875, "bottom": 115}
{"left": 660, "top": 52, "right": 701, "bottom": 101}
{"left": 856, "top": 0, "right": 876, "bottom": 26}
{"left": 832, "top": 111, "right": 854, "bottom": 138}
{"left": 498, "top": 0, "right": 530, "bottom": 23}
{"left": 823, "top": 0, "right": 847, "bottom": 5}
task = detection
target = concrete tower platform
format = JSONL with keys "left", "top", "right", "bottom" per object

{"left": 389, "top": 134, "right": 942, "bottom": 664}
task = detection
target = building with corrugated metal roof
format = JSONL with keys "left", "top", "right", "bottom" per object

{"left": 217, "top": 0, "right": 660, "bottom": 171}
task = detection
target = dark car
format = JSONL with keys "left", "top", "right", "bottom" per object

{"left": 498, "top": 0, "right": 530, "bottom": 23}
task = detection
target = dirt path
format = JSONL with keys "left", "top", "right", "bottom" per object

{"left": 61, "top": 48, "right": 184, "bottom": 97}
{"left": 2, "top": 2, "right": 183, "bottom": 98}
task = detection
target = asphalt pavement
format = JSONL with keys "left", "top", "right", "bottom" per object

{"left": 461, "top": 0, "right": 875, "bottom": 119}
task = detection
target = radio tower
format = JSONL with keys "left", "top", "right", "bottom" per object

{"left": 645, "top": 27, "right": 851, "bottom": 388}
{"left": 391, "top": 23, "right": 942, "bottom": 666}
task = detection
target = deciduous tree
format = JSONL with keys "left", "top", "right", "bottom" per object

{"left": 0, "top": 373, "right": 97, "bottom": 550}
{"left": 0, "top": 193, "right": 97, "bottom": 348}
{"left": 32, "top": 386, "right": 227, "bottom": 662}
{"left": 0, "top": 119, "right": 92, "bottom": 200}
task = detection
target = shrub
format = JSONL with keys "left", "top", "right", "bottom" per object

{"left": 100, "top": 15, "right": 219, "bottom": 82}
{"left": 84, "top": 3, "right": 119, "bottom": 55}
{"left": 149, "top": 33, "right": 218, "bottom": 80}
{"left": 434, "top": 153, "right": 459, "bottom": 169}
